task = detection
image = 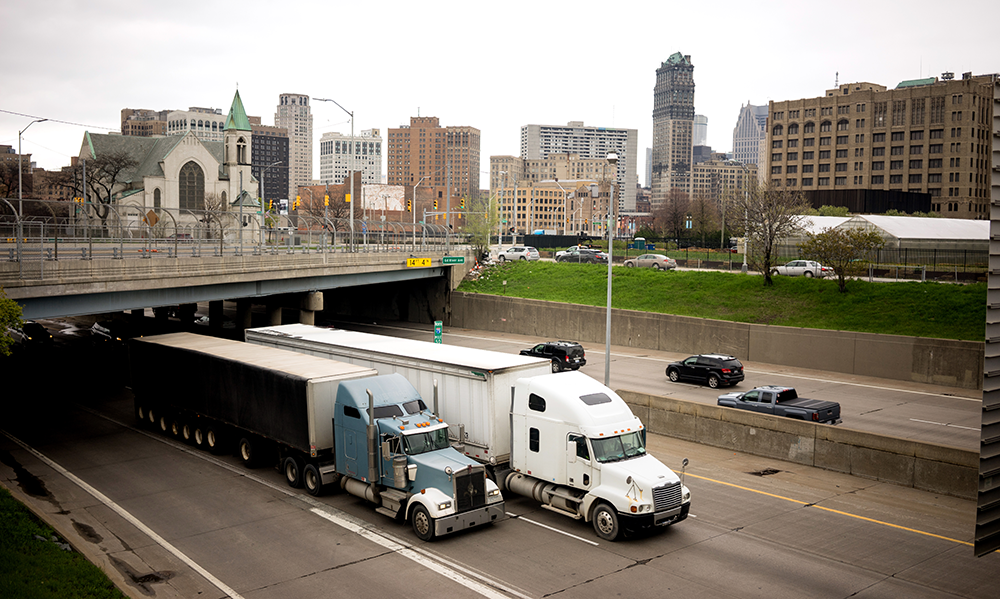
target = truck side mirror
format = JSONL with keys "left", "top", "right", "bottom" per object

{"left": 567, "top": 440, "right": 577, "bottom": 463}
{"left": 381, "top": 440, "right": 391, "bottom": 461}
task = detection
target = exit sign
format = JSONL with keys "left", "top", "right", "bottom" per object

{"left": 442, "top": 256, "right": 465, "bottom": 264}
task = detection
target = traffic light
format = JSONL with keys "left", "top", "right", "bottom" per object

{"left": 460, "top": 198, "right": 465, "bottom": 208}
{"left": 292, "top": 196, "right": 301, "bottom": 211}
{"left": 268, "top": 200, "right": 273, "bottom": 210}
{"left": 434, "top": 200, "right": 438, "bottom": 210}
{"left": 345, "top": 193, "right": 351, "bottom": 203}
{"left": 324, "top": 194, "right": 329, "bottom": 207}
{"left": 407, "top": 199, "right": 412, "bottom": 212}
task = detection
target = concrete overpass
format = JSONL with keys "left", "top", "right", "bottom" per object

{"left": 1, "top": 248, "right": 475, "bottom": 327}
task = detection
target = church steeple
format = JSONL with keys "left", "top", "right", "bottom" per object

{"left": 224, "top": 90, "right": 252, "bottom": 132}
{"left": 224, "top": 90, "right": 252, "bottom": 167}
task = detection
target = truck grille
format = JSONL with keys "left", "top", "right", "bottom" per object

{"left": 455, "top": 470, "right": 487, "bottom": 512}
{"left": 653, "top": 482, "right": 682, "bottom": 512}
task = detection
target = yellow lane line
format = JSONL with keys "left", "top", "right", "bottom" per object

{"left": 685, "top": 472, "right": 973, "bottom": 547}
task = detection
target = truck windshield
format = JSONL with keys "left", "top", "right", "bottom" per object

{"left": 402, "top": 428, "right": 450, "bottom": 455}
{"left": 591, "top": 431, "right": 646, "bottom": 463}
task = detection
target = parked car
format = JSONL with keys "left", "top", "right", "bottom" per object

{"left": 623, "top": 253, "right": 677, "bottom": 270}
{"left": 665, "top": 354, "right": 744, "bottom": 388}
{"left": 717, "top": 386, "right": 842, "bottom": 424}
{"left": 91, "top": 320, "right": 138, "bottom": 344}
{"left": 771, "top": 260, "right": 831, "bottom": 278}
{"left": 519, "top": 340, "right": 587, "bottom": 373}
{"left": 7, "top": 320, "right": 53, "bottom": 349}
{"left": 497, "top": 246, "right": 540, "bottom": 262}
{"left": 554, "top": 244, "right": 593, "bottom": 259}
{"left": 556, "top": 249, "right": 607, "bottom": 264}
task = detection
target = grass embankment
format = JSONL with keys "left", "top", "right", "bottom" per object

{"left": 458, "top": 261, "right": 986, "bottom": 341}
{"left": 0, "top": 487, "right": 126, "bottom": 599}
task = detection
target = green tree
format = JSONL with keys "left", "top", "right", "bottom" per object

{"left": 799, "top": 227, "right": 885, "bottom": 292}
{"left": 0, "top": 287, "right": 24, "bottom": 357}
{"left": 463, "top": 194, "right": 500, "bottom": 260}
{"left": 725, "top": 182, "right": 810, "bottom": 286}
{"left": 885, "top": 209, "right": 940, "bottom": 218}
{"left": 802, "top": 205, "right": 850, "bottom": 217}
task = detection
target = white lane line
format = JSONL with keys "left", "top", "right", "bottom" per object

{"left": 82, "top": 408, "right": 529, "bottom": 599}
{"left": 357, "top": 323, "right": 979, "bottom": 403}
{"left": 910, "top": 418, "right": 980, "bottom": 431}
{"left": 2, "top": 430, "right": 246, "bottom": 599}
{"left": 505, "top": 512, "right": 599, "bottom": 546}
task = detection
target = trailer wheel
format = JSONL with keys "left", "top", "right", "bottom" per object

{"left": 303, "top": 464, "right": 324, "bottom": 496}
{"left": 592, "top": 502, "right": 620, "bottom": 541}
{"left": 193, "top": 426, "right": 205, "bottom": 449}
{"left": 169, "top": 418, "right": 182, "bottom": 438}
{"left": 158, "top": 414, "right": 170, "bottom": 434}
{"left": 411, "top": 504, "right": 435, "bottom": 541}
{"left": 283, "top": 456, "right": 303, "bottom": 488}
{"left": 239, "top": 437, "right": 258, "bottom": 467}
{"left": 136, "top": 404, "right": 147, "bottom": 425}
{"left": 147, "top": 408, "right": 157, "bottom": 427}
{"left": 206, "top": 426, "right": 225, "bottom": 454}
{"left": 181, "top": 422, "right": 193, "bottom": 444}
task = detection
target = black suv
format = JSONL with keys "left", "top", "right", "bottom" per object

{"left": 520, "top": 341, "right": 587, "bottom": 373}
{"left": 665, "top": 354, "right": 744, "bottom": 388}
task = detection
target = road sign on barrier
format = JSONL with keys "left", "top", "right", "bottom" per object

{"left": 406, "top": 258, "right": 432, "bottom": 267}
{"left": 442, "top": 256, "right": 464, "bottom": 264}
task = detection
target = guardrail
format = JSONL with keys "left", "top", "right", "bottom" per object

{"left": 1, "top": 200, "right": 467, "bottom": 282}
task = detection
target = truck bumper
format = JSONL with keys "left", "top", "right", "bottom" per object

{"left": 619, "top": 501, "right": 690, "bottom": 531}
{"left": 434, "top": 502, "right": 505, "bottom": 537}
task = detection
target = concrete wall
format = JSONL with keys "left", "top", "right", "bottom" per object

{"left": 620, "top": 390, "right": 979, "bottom": 499}
{"left": 450, "top": 293, "right": 984, "bottom": 390}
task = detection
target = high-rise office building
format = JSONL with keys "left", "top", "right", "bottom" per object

{"left": 765, "top": 73, "right": 994, "bottom": 218}
{"left": 387, "top": 116, "right": 480, "bottom": 215}
{"left": 319, "top": 129, "right": 382, "bottom": 186}
{"left": 519, "top": 122, "right": 637, "bottom": 211}
{"left": 693, "top": 115, "right": 708, "bottom": 147}
{"left": 249, "top": 118, "right": 289, "bottom": 205}
{"left": 732, "top": 104, "right": 769, "bottom": 166}
{"left": 651, "top": 52, "right": 695, "bottom": 208}
{"left": 275, "top": 93, "right": 312, "bottom": 201}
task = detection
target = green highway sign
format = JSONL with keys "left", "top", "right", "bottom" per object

{"left": 442, "top": 256, "right": 465, "bottom": 264}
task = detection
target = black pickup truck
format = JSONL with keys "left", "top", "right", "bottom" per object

{"left": 717, "top": 386, "right": 841, "bottom": 424}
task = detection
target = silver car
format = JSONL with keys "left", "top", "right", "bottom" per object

{"left": 623, "top": 253, "right": 677, "bottom": 270}
{"left": 497, "top": 246, "right": 540, "bottom": 262}
{"left": 772, "top": 260, "right": 831, "bottom": 278}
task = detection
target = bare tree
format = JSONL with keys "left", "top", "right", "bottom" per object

{"left": 52, "top": 151, "right": 138, "bottom": 235}
{"left": 725, "top": 182, "right": 810, "bottom": 286}
{"left": 653, "top": 189, "right": 690, "bottom": 245}
{"left": 689, "top": 194, "right": 719, "bottom": 246}
{"left": 201, "top": 192, "right": 230, "bottom": 240}
{"left": 0, "top": 162, "right": 22, "bottom": 198}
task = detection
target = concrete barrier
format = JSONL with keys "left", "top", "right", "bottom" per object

{"left": 449, "top": 292, "right": 984, "bottom": 390}
{"left": 619, "top": 389, "right": 979, "bottom": 499}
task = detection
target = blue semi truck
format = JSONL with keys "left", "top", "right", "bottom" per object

{"left": 129, "top": 333, "right": 504, "bottom": 540}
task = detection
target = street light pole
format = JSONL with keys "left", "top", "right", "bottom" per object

{"left": 738, "top": 163, "right": 750, "bottom": 274}
{"left": 314, "top": 98, "right": 355, "bottom": 251}
{"left": 18, "top": 118, "right": 47, "bottom": 217}
{"left": 604, "top": 152, "right": 618, "bottom": 387}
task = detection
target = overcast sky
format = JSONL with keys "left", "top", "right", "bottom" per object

{"left": 3, "top": 0, "right": 998, "bottom": 188}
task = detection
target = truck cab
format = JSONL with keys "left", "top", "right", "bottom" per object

{"left": 507, "top": 372, "right": 690, "bottom": 540}
{"left": 333, "top": 374, "right": 504, "bottom": 540}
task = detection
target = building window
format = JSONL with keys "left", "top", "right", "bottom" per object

{"left": 929, "top": 159, "right": 942, "bottom": 169}
{"left": 787, "top": 152, "right": 798, "bottom": 161}
{"left": 787, "top": 139, "right": 798, "bottom": 148}
{"left": 910, "top": 145, "right": 923, "bottom": 155}
{"left": 837, "top": 120, "right": 849, "bottom": 131}
{"left": 804, "top": 122, "right": 815, "bottom": 133}
{"left": 179, "top": 162, "right": 204, "bottom": 211}
{"left": 773, "top": 125, "right": 783, "bottom": 135}
{"left": 803, "top": 138, "right": 815, "bottom": 147}
{"left": 821, "top": 107, "right": 833, "bottom": 116}
{"left": 835, "top": 177, "right": 846, "bottom": 185}
{"left": 890, "top": 175, "right": 903, "bottom": 185}
{"left": 836, "top": 135, "right": 848, "bottom": 145}
{"left": 890, "top": 160, "right": 903, "bottom": 170}
{"left": 892, "top": 100, "right": 907, "bottom": 126}
{"left": 818, "top": 177, "right": 830, "bottom": 186}
{"left": 819, "top": 163, "right": 830, "bottom": 172}
{"left": 803, "top": 151, "right": 814, "bottom": 160}
{"left": 872, "top": 161, "right": 885, "bottom": 171}
{"left": 820, "top": 137, "right": 831, "bottom": 146}
{"left": 153, "top": 188, "right": 161, "bottom": 209}
{"left": 929, "top": 144, "right": 943, "bottom": 154}
{"left": 820, "top": 121, "right": 832, "bottom": 132}
{"left": 909, "top": 160, "right": 923, "bottom": 169}
{"left": 819, "top": 150, "right": 831, "bottom": 160}
{"left": 835, "top": 163, "right": 847, "bottom": 172}
{"left": 911, "top": 130, "right": 924, "bottom": 141}
{"left": 802, "top": 164, "right": 814, "bottom": 173}
{"left": 802, "top": 177, "right": 813, "bottom": 186}
{"left": 836, "top": 149, "right": 848, "bottom": 158}
{"left": 772, "top": 140, "right": 783, "bottom": 148}
{"left": 872, "top": 175, "right": 884, "bottom": 184}
{"left": 891, "top": 131, "right": 905, "bottom": 141}
{"left": 771, "top": 165, "right": 782, "bottom": 174}
{"left": 787, "top": 165, "right": 797, "bottom": 174}
{"left": 788, "top": 124, "right": 799, "bottom": 135}
{"left": 786, "top": 178, "right": 797, "bottom": 186}
{"left": 929, "top": 173, "right": 942, "bottom": 183}
{"left": 891, "top": 146, "right": 904, "bottom": 156}
{"left": 855, "top": 148, "right": 865, "bottom": 157}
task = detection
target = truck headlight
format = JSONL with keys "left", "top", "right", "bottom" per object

{"left": 438, "top": 501, "right": 452, "bottom": 511}
{"left": 683, "top": 486, "right": 691, "bottom": 502}
{"left": 488, "top": 488, "right": 500, "bottom": 497}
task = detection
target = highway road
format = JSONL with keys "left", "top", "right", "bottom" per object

{"left": 1, "top": 332, "right": 995, "bottom": 599}
{"left": 331, "top": 320, "right": 983, "bottom": 451}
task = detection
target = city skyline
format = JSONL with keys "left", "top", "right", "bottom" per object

{"left": 3, "top": 0, "right": 997, "bottom": 190}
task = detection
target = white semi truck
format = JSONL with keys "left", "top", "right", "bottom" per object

{"left": 246, "top": 324, "right": 691, "bottom": 540}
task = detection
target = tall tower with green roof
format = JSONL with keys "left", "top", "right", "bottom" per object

{"left": 223, "top": 90, "right": 256, "bottom": 197}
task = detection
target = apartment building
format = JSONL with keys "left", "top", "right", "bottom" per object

{"left": 651, "top": 52, "right": 695, "bottom": 208}
{"left": 386, "top": 116, "right": 480, "bottom": 218}
{"left": 120, "top": 109, "right": 169, "bottom": 137}
{"left": 765, "top": 73, "right": 995, "bottom": 218}
{"left": 166, "top": 107, "right": 227, "bottom": 142}
{"left": 691, "top": 160, "right": 758, "bottom": 205}
{"left": 520, "top": 122, "right": 638, "bottom": 211}
{"left": 319, "top": 129, "right": 382, "bottom": 186}
{"left": 250, "top": 119, "right": 289, "bottom": 203}
{"left": 497, "top": 178, "right": 613, "bottom": 236}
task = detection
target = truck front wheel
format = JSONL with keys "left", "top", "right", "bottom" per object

{"left": 239, "top": 437, "right": 258, "bottom": 467}
{"left": 411, "top": 504, "right": 435, "bottom": 541}
{"left": 592, "top": 502, "right": 620, "bottom": 541}
{"left": 283, "top": 456, "right": 303, "bottom": 488}
{"left": 303, "top": 464, "right": 324, "bottom": 496}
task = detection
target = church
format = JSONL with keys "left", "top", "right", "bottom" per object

{"left": 79, "top": 90, "right": 259, "bottom": 236}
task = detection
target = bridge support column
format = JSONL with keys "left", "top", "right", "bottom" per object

{"left": 209, "top": 301, "right": 224, "bottom": 332}
{"left": 299, "top": 291, "right": 323, "bottom": 326}
{"left": 267, "top": 304, "right": 283, "bottom": 326}
{"left": 178, "top": 303, "right": 197, "bottom": 326}
{"left": 236, "top": 299, "right": 253, "bottom": 332}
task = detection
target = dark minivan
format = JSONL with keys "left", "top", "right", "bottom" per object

{"left": 665, "top": 354, "right": 744, "bottom": 388}
{"left": 520, "top": 341, "right": 587, "bottom": 373}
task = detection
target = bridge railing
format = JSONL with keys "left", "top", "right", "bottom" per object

{"left": 1, "top": 199, "right": 470, "bottom": 280}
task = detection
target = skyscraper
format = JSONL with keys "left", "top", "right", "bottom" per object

{"left": 651, "top": 52, "right": 695, "bottom": 208}
{"left": 387, "top": 116, "right": 480, "bottom": 213}
{"left": 731, "top": 103, "right": 769, "bottom": 166}
{"left": 693, "top": 115, "right": 708, "bottom": 147}
{"left": 275, "top": 93, "right": 312, "bottom": 201}
{"left": 320, "top": 129, "right": 382, "bottom": 186}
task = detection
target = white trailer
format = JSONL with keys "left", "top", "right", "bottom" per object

{"left": 245, "top": 323, "right": 552, "bottom": 468}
